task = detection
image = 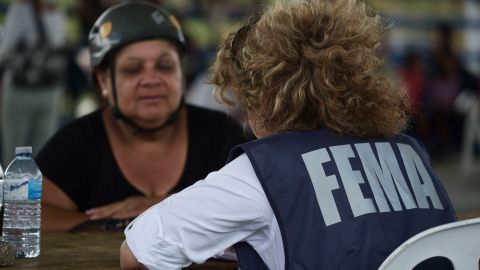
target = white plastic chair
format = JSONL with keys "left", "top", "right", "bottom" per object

{"left": 378, "top": 217, "right": 480, "bottom": 270}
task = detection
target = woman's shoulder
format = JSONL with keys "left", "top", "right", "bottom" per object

{"left": 45, "top": 109, "right": 105, "bottom": 146}
{"left": 63, "top": 108, "right": 101, "bottom": 130}
{"left": 36, "top": 109, "right": 106, "bottom": 168}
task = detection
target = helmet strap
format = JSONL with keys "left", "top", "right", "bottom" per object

{"left": 108, "top": 58, "right": 184, "bottom": 133}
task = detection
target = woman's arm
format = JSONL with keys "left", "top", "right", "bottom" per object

{"left": 122, "top": 154, "right": 273, "bottom": 269}
{"left": 42, "top": 176, "right": 165, "bottom": 232}
{"left": 120, "top": 241, "right": 147, "bottom": 270}
{"left": 85, "top": 196, "right": 167, "bottom": 221}
{"left": 41, "top": 177, "right": 90, "bottom": 232}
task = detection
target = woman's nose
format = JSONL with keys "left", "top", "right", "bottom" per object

{"left": 141, "top": 68, "right": 162, "bottom": 86}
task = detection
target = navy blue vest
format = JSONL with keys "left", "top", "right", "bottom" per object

{"left": 228, "top": 130, "right": 456, "bottom": 270}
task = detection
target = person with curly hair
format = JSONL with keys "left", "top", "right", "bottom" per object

{"left": 120, "top": 1, "right": 456, "bottom": 269}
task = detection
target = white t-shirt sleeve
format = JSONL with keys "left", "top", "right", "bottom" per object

{"left": 124, "top": 153, "right": 273, "bottom": 270}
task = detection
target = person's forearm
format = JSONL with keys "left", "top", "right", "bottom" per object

{"left": 41, "top": 203, "right": 90, "bottom": 232}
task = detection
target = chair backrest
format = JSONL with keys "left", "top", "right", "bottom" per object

{"left": 379, "top": 217, "right": 480, "bottom": 270}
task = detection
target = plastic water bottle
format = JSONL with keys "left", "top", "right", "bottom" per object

{"left": 2, "top": 146, "right": 42, "bottom": 258}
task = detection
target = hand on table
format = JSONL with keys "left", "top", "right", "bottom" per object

{"left": 86, "top": 196, "right": 166, "bottom": 220}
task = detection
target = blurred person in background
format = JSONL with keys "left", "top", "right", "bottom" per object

{"left": 120, "top": 0, "right": 456, "bottom": 269}
{"left": 400, "top": 51, "right": 427, "bottom": 115}
{"left": 0, "top": 0, "right": 67, "bottom": 164}
{"left": 399, "top": 50, "right": 429, "bottom": 141}
{"left": 36, "top": 1, "right": 249, "bottom": 232}
{"left": 423, "top": 23, "right": 480, "bottom": 157}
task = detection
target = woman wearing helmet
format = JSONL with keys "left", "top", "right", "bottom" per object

{"left": 36, "top": 1, "right": 249, "bottom": 232}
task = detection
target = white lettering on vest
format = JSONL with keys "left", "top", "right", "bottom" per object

{"left": 398, "top": 144, "right": 444, "bottom": 209}
{"left": 302, "top": 142, "right": 443, "bottom": 226}
{"left": 302, "top": 148, "right": 341, "bottom": 226}
{"left": 330, "top": 145, "right": 376, "bottom": 218}
{"left": 355, "top": 143, "right": 417, "bottom": 212}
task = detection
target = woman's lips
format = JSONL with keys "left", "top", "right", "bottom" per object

{"left": 138, "top": 95, "right": 164, "bottom": 104}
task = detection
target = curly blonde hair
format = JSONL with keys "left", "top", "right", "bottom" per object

{"left": 211, "top": 0, "right": 411, "bottom": 138}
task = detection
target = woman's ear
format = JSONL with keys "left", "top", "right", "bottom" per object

{"left": 95, "top": 69, "right": 110, "bottom": 98}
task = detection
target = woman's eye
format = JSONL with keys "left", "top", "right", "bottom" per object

{"left": 156, "top": 63, "right": 174, "bottom": 71}
{"left": 120, "top": 66, "right": 141, "bottom": 75}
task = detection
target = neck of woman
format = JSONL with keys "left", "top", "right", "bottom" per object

{"left": 103, "top": 108, "right": 187, "bottom": 149}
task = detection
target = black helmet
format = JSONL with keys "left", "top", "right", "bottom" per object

{"left": 88, "top": 1, "right": 186, "bottom": 70}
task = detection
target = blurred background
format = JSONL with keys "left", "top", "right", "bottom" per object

{"left": 0, "top": 0, "right": 479, "bottom": 213}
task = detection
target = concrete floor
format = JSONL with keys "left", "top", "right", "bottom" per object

{"left": 434, "top": 158, "right": 480, "bottom": 213}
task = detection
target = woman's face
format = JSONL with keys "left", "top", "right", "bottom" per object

{"left": 97, "top": 39, "right": 183, "bottom": 128}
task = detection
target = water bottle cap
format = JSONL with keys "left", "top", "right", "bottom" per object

{"left": 15, "top": 146, "right": 32, "bottom": 155}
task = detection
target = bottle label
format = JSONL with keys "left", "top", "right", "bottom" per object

{"left": 4, "top": 178, "right": 42, "bottom": 201}
{"left": 29, "top": 179, "right": 42, "bottom": 200}
{"left": 4, "top": 179, "right": 29, "bottom": 201}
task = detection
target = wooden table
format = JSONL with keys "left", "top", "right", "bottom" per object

{"left": 4, "top": 211, "right": 476, "bottom": 269}
{"left": 2, "top": 233, "right": 237, "bottom": 269}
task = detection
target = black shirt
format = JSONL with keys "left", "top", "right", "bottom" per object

{"left": 36, "top": 105, "right": 249, "bottom": 211}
